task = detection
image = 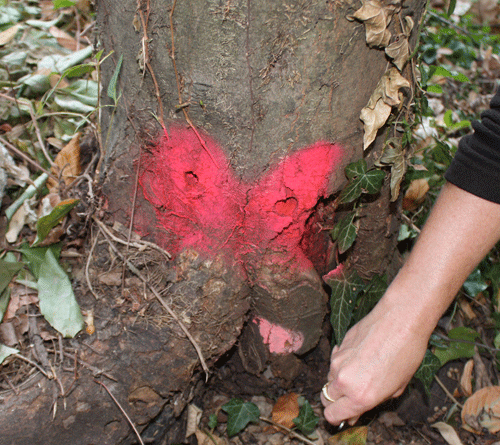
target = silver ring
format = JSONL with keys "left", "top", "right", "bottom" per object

{"left": 338, "top": 420, "right": 346, "bottom": 430}
{"left": 322, "top": 382, "right": 336, "bottom": 403}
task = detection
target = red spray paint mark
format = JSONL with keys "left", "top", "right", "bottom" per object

{"left": 139, "top": 125, "right": 343, "bottom": 269}
{"left": 138, "top": 125, "right": 344, "bottom": 355}
{"left": 253, "top": 317, "right": 304, "bottom": 354}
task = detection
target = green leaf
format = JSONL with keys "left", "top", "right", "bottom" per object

{"left": 52, "top": 0, "right": 76, "bottom": 9}
{"left": 107, "top": 54, "right": 124, "bottom": 103}
{"left": 352, "top": 274, "right": 387, "bottom": 324}
{"left": 426, "top": 84, "right": 443, "bottom": 94}
{"left": 0, "top": 344, "right": 19, "bottom": 365}
{"left": 33, "top": 199, "right": 79, "bottom": 246}
{"left": 331, "top": 214, "right": 357, "bottom": 254}
{"left": 433, "top": 327, "right": 479, "bottom": 365}
{"left": 37, "top": 249, "right": 84, "bottom": 338}
{"left": 328, "top": 269, "right": 365, "bottom": 345}
{"left": 463, "top": 268, "right": 488, "bottom": 297}
{"left": 359, "top": 169, "right": 385, "bottom": 194}
{"left": 62, "top": 63, "right": 95, "bottom": 79}
{"left": 208, "top": 413, "right": 218, "bottom": 429}
{"left": 293, "top": 399, "right": 318, "bottom": 435}
{"left": 0, "top": 259, "right": 23, "bottom": 295}
{"left": 447, "top": 0, "right": 457, "bottom": 16}
{"left": 20, "top": 244, "right": 62, "bottom": 281}
{"left": 339, "top": 179, "right": 363, "bottom": 204}
{"left": 414, "top": 350, "right": 441, "bottom": 396}
{"left": 0, "top": 287, "right": 11, "bottom": 323}
{"left": 345, "top": 159, "right": 367, "bottom": 179}
{"left": 221, "top": 399, "right": 260, "bottom": 437}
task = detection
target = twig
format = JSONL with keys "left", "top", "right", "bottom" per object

{"left": 85, "top": 229, "right": 101, "bottom": 299}
{"left": 94, "top": 217, "right": 171, "bottom": 259}
{"left": 0, "top": 93, "right": 54, "bottom": 167}
{"left": 60, "top": 351, "right": 117, "bottom": 381}
{"left": 95, "top": 220, "right": 209, "bottom": 378}
{"left": 13, "top": 354, "right": 52, "bottom": 379}
{"left": 0, "top": 135, "right": 56, "bottom": 180}
{"left": 259, "top": 417, "right": 318, "bottom": 445}
{"left": 401, "top": 213, "right": 421, "bottom": 233}
{"left": 434, "top": 375, "right": 463, "bottom": 408}
{"left": 95, "top": 380, "right": 145, "bottom": 445}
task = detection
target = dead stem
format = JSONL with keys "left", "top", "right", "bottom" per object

{"left": 94, "top": 218, "right": 171, "bottom": 259}
{"left": 0, "top": 135, "right": 56, "bottom": 180}
{"left": 95, "top": 380, "right": 145, "bottom": 445}
{"left": 259, "top": 417, "right": 318, "bottom": 445}
{"left": 95, "top": 218, "right": 210, "bottom": 379}
{"left": 86, "top": 228, "right": 101, "bottom": 299}
{"left": 13, "top": 354, "right": 52, "bottom": 379}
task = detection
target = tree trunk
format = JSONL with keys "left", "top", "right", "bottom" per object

{"left": 1, "top": 0, "right": 426, "bottom": 443}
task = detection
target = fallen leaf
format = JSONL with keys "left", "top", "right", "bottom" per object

{"left": 271, "top": 392, "right": 300, "bottom": 429}
{"left": 185, "top": 404, "right": 203, "bottom": 439}
{"left": 348, "top": 0, "right": 400, "bottom": 47}
{"left": 432, "top": 422, "right": 464, "bottom": 445}
{"left": 0, "top": 24, "right": 20, "bottom": 46}
{"left": 402, "top": 178, "right": 429, "bottom": 210}
{"left": 47, "top": 132, "right": 82, "bottom": 191}
{"left": 461, "top": 386, "right": 500, "bottom": 434}
{"left": 360, "top": 98, "right": 391, "bottom": 149}
{"left": 195, "top": 428, "right": 227, "bottom": 445}
{"left": 459, "top": 359, "right": 474, "bottom": 398}
{"left": 328, "top": 426, "right": 368, "bottom": 445}
{"left": 49, "top": 25, "right": 78, "bottom": 51}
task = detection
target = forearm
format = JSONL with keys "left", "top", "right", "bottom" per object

{"left": 378, "top": 181, "right": 500, "bottom": 336}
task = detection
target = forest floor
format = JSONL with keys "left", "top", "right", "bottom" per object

{"left": 1, "top": 1, "right": 500, "bottom": 444}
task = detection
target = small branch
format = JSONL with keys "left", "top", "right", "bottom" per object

{"left": 259, "top": 417, "right": 318, "bottom": 445}
{"left": 94, "top": 218, "right": 171, "bottom": 259}
{"left": 95, "top": 380, "right": 145, "bottom": 445}
{"left": 13, "top": 354, "right": 52, "bottom": 379}
{"left": 434, "top": 375, "right": 463, "bottom": 408}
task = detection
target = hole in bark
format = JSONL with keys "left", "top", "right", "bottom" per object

{"left": 184, "top": 171, "right": 199, "bottom": 186}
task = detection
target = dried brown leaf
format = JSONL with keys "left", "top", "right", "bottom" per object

{"left": 361, "top": 68, "right": 410, "bottom": 149}
{"left": 402, "top": 178, "right": 429, "bottom": 210}
{"left": 271, "top": 392, "right": 300, "bottom": 429}
{"left": 48, "top": 132, "right": 82, "bottom": 191}
{"left": 432, "top": 422, "right": 464, "bottom": 445}
{"left": 348, "top": 0, "right": 400, "bottom": 47}
{"left": 461, "top": 386, "right": 500, "bottom": 434}
{"left": 460, "top": 359, "right": 474, "bottom": 398}
{"left": 195, "top": 428, "right": 227, "bottom": 445}
{"left": 49, "top": 26, "right": 78, "bottom": 51}
{"left": 0, "top": 24, "right": 20, "bottom": 46}
{"left": 328, "top": 426, "right": 368, "bottom": 444}
{"left": 385, "top": 35, "right": 409, "bottom": 71}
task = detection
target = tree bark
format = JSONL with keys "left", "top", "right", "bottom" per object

{"left": 0, "top": 0, "right": 426, "bottom": 443}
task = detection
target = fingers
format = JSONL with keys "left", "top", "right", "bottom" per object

{"left": 323, "top": 395, "right": 363, "bottom": 425}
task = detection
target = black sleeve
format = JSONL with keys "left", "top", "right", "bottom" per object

{"left": 445, "top": 88, "right": 500, "bottom": 204}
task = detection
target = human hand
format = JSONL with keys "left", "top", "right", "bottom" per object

{"left": 320, "top": 301, "right": 429, "bottom": 425}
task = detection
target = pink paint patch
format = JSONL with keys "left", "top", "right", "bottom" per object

{"left": 322, "top": 263, "right": 345, "bottom": 282}
{"left": 253, "top": 317, "right": 304, "bottom": 354}
{"left": 138, "top": 125, "right": 344, "bottom": 272}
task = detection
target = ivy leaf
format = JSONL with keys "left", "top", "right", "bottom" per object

{"left": 107, "top": 54, "right": 123, "bottom": 104}
{"left": 352, "top": 274, "right": 387, "bottom": 324}
{"left": 414, "top": 350, "right": 441, "bottom": 396}
{"left": 345, "top": 159, "right": 367, "bottom": 179}
{"left": 222, "top": 399, "right": 260, "bottom": 437}
{"left": 293, "top": 398, "right": 319, "bottom": 435}
{"left": 359, "top": 169, "right": 385, "bottom": 194}
{"left": 0, "top": 259, "right": 23, "bottom": 295}
{"left": 53, "top": 0, "right": 76, "bottom": 9}
{"left": 331, "top": 214, "right": 357, "bottom": 254}
{"left": 339, "top": 179, "right": 363, "bottom": 204}
{"left": 327, "top": 269, "right": 365, "bottom": 344}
